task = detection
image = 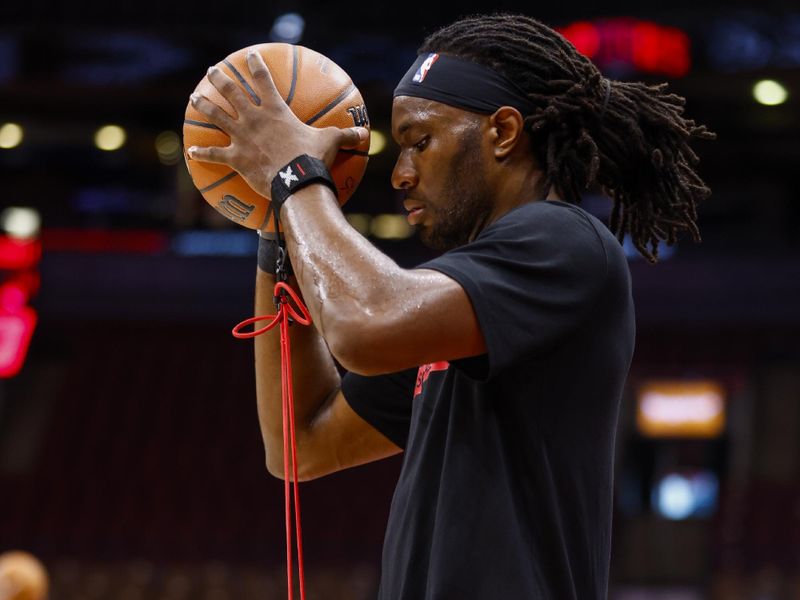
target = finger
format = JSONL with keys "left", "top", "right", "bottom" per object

{"left": 206, "top": 65, "right": 254, "bottom": 111}
{"left": 186, "top": 144, "right": 234, "bottom": 166}
{"left": 338, "top": 127, "right": 370, "bottom": 150}
{"left": 190, "top": 93, "right": 237, "bottom": 132}
{"left": 245, "top": 49, "right": 286, "bottom": 105}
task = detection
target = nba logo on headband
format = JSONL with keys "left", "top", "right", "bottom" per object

{"left": 412, "top": 53, "right": 439, "bottom": 83}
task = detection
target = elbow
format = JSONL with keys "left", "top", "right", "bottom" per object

{"left": 265, "top": 432, "right": 330, "bottom": 482}
{"left": 263, "top": 433, "right": 287, "bottom": 480}
{"left": 325, "top": 318, "right": 393, "bottom": 376}
{"left": 265, "top": 455, "right": 286, "bottom": 480}
{"left": 265, "top": 455, "right": 320, "bottom": 483}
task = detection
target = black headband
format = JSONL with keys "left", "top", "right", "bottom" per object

{"left": 393, "top": 53, "right": 539, "bottom": 115}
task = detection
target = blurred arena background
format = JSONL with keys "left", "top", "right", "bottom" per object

{"left": 0, "top": 0, "right": 799, "bottom": 598}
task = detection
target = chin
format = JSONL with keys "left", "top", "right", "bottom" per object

{"left": 419, "top": 231, "right": 465, "bottom": 252}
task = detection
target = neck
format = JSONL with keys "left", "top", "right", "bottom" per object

{"left": 485, "top": 163, "right": 560, "bottom": 227}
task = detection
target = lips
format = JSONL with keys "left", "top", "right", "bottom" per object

{"left": 403, "top": 200, "right": 426, "bottom": 225}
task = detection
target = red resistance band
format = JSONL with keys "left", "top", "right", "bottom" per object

{"left": 232, "top": 281, "right": 312, "bottom": 600}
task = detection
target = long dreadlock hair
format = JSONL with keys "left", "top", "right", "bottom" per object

{"left": 418, "top": 13, "right": 716, "bottom": 263}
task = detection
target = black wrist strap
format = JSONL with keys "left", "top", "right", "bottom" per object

{"left": 265, "top": 155, "right": 336, "bottom": 281}
{"left": 270, "top": 154, "right": 338, "bottom": 229}
{"left": 257, "top": 232, "right": 293, "bottom": 276}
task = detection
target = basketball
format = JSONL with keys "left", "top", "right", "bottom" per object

{"left": 183, "top": 42, "right": 371, "bottom": 231}
{"left": 0, "top": 550, "right": 49, "bottom": 600}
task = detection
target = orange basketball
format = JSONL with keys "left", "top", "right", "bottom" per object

{"left": 183, "top": 42, "right": 371, "bottom": 231}
{"left": 0, "top": 550, "right": 49, "bottom": 600}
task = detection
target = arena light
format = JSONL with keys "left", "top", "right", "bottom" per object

{"left": 368, "top": 130, "right": 387, "bottom": 156}
{"left": 636, "top": 379, "right": 726, "bottom": 438}
{"left": 370, "top": 214, "right": 412, "bottom": 239}
{"left": 654, "top": 470, "right": 719, "bottom": 520}
{"left": 559, "top": 21, "right": 601, "bottom": 58}
{"left": 0, "top": 306, "right": 37, "bottom": 378}
{"left": 172, "top": 230, "right": 256, "bottom": 256}
{"left": 41, "top": 229, "right": 168, "bottom": 254}
{"left": 0, "top": 274, "right": 38, "bottom": 311}
{"left": 753, "top": 79, "right": 788, "bottom": 106}
{"left": 0, "top": 122, "right": 23, "bottom": 149}
{"left": 0, "top": 236, "right": 41, "bottom": 270}
{"left": 94, "top": 124, "right": 127, "bottom": 151}
{"left": 155, "top": 130, "right": 182, "bottom": 165}
{"left": 345, "top": 213, "right": 372, "bottom": 236}
{"left": 0, "top": 207, "right": 41, "bottom": 239}
{"left": 270, "top": 12, "right": 305, "bottom": 44}
{"left": 707, "top": 17, "right": 800, "bottom": 73}
{"left": 557, "top": 18, "right": 691, "bottom": 78}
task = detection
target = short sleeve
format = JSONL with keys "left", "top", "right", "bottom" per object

{"left": 417, "top": 201, "right": 608, "bottom": 381}
{"left": 341, "top": 367, "right": 416, "bottom": 449}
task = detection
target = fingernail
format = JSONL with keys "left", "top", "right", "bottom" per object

{"left": 187, "top": 146, "right": 196, "bottom": 157}
{"left": 190, "top": 93, "right": 198, "bottom": 104}
{"left": 207, "top": 66, "right": 216, "bottom": 75}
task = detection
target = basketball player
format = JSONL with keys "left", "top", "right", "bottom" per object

{"left": 188, "top": 13, "right": 714, "bottom": 599}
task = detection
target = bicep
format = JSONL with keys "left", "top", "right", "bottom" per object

{"left": 335, "top": 268, "right": 486, "bottom": 375}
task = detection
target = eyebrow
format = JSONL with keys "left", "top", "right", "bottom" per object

{"left": 396, "top": 122, "right": 413, "bottom": 138}
{"left": 395, "top": 119, "right": 422, "bottom": 140}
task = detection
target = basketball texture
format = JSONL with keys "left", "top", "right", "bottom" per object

{"left": 183, "top": 42, "right": 371, "bottom": 231}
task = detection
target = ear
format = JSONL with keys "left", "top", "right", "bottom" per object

{"left": 488, "top": 106, "right": 525, "bottom": 159}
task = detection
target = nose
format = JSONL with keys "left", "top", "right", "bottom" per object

{"left": 391, "top": 152, "right": 418, "bottom": 191}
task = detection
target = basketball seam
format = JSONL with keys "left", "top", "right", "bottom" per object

{"left": 184, "top": 119, "right": 222, "bottom": 131}
{"left": 305, "top": 83, "right": 356, "bottom": 125}
{"left": 187, "top": 47, "right": 366, "bottom": 231}
{"left": 286, "top": 46, "right": 299, "bottom": 106}
{"left": 198, "top": 171, "right": 237, "bottom": 193}
{"left": 223, "top": 59, "right": 261, "bottom": 105}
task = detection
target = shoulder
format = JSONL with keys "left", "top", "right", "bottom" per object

{"left": 473, "top": 200, "right": 611, "bottom": 266}
{"left": 420, "top": 199, "right": 614, "bottom": 296}
{"left": 487, "top": 200, "right": 604, "bottom": 239}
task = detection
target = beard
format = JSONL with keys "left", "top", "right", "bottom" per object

{"left": 418, "top": 130, "right": 493, "bottom": 252}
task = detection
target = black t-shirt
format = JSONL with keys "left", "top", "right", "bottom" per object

{"left": 342, "top": 200, "right": 636, "bottom": 599}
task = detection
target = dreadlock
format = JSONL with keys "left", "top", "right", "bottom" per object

{"left": 419, "top": 13, "right": 716, "bottom": 263}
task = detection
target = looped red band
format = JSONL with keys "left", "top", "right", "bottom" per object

{"left": 232, "top": 279, "right": 313, "bottom": 600}
{"left": 231, "top": 282, "right": 311, "bottom": 338}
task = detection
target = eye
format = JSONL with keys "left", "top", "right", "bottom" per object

{"left": 413, "top": 136, "right": 430, "bottom": 152}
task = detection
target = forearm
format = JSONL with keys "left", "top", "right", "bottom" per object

{"left": 280, "top": 186, "right": 411, "bottom": 367}
{"left": 278, "top": 185, "right": 482, "bottom": 374}
{"left": 254, "top": 269, "right": 342, "bottom": 475}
